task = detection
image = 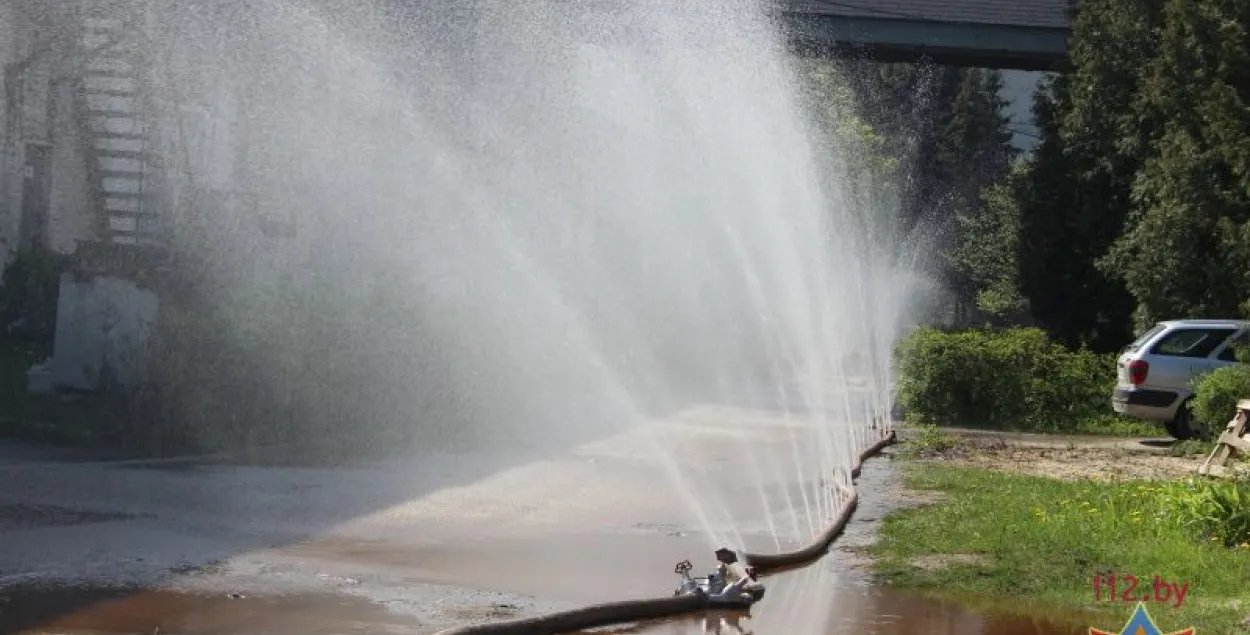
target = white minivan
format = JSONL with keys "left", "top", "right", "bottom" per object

{"left": 1112, "top": 319, "right": 1250, "bottom": 439}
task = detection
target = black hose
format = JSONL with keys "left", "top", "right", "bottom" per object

{"left": 743, "top": 429, "right": 894, "bottom": 570}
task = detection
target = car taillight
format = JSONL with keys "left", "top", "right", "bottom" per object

{"left": 1128, "top": 360, "right": 1149, "bottom": 385}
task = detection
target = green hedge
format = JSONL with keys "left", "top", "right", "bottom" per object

{"left": 1192, "top": 364, "right": 1250, "bottom": 430}
{"left": 895, "top": 326, "right": 1116, "bottom": 432}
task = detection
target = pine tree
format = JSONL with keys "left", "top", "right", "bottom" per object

{"left": 1102, "top": 0, "right": 1250, "bottom": 324}
{"left": 937, "top": 69, "right": 1014, "bottom": 206}
{"left": 841, "top": 63, "right": 1017, "bottom": 325}
{"left": 1011, "top": 0, "right": 1163, "bottom": 350}
{"left": 933, "top": 69, "right": 1016, "bottom": 323}
{"left": 1017, "top": 73, "right": 1134, "bottom": 351}
{"left": 1019, "top": 75, "right": 1085, "bottom": 343}
{"left": 948, "top": 160, "right": 1030, "bottom": 324}
{"left": 840, "top": 62, "right": 955, "bottom": 229}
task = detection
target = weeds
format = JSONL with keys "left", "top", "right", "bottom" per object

{"left": 900, "top": 423, "right": 961, "bottom": 457}
{"left": 873, "top": 465, "right": 1250, "bottom": 633}
{"left": 1073, "top": 414, "right": 1163, "bottom": 438}
{"left": 1170, "top": 439, "right": 1215, "bottom": 457}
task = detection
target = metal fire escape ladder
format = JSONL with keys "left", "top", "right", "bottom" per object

{"left": 74, "top": 1, "right": 160, "bottom": 246}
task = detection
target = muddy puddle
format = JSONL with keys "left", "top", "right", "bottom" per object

{"left": 1, "top": 587, "right": 425, "bottom": 635}
{"left": 2, "top": 585, "right": 1086, "bottom": 635}
{"left": 579, "top": 589, "right": 1086, "bottom": 635}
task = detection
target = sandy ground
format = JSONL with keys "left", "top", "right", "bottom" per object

{"left": 907, "top": 428, "right": 1208, "bottom": 481}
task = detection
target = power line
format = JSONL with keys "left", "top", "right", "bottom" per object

{"left": 1008, "top": 125, "right": 1041, "bottom": 140}
{"left": 788, "top": 0, "right": 931, "bottom": 22}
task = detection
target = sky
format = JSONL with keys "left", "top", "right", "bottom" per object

{"left": 1000, "top": 70, "right": 1042, "bottom": 153}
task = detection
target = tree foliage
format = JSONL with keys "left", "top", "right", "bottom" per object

{"left": 949, "top": 160, "right": 1029, "bottom": 323}
{"left": 796, "top": 58, "right": 900, "bottom": 195}
{"left": 1014, "top": 0, "right": 1165, "bottom": 351}
{"left": 1102, "top": 0, "right": 1250, "bottom": 326}
{"left": 842, "top": 63, "right": 1016, "bottom": 324}
{"left": 932, "top": 69, "right": 1017, "bottom": 322}
{"left": 1011, "top": 0, "right": 1250, "bottom": 349}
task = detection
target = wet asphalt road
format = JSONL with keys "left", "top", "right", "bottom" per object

{"left": 0, "top": 408, "right": 1083, "bottom": 635}
{"left": 0, "top": 407, "right": 840, "bottom": 631}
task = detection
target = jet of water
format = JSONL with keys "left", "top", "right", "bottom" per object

{"left": 125, "top": 0, "right": 925, "bottom": 558}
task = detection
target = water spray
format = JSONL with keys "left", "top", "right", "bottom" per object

{"left": 431, "top": 430, "right": 895, "bottom": 635}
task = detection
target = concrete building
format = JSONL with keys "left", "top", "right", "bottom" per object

{"left": 1, "top": 0, "right": 322, "bottom": 393}
{"left": 0, "top": 1, "right": 98, "bottom": 265}
{"left": 1, "top": 0, "right": 166, "bottom": 392}
{"left": 2, "top": 0, "right": 176, "bottom": 261}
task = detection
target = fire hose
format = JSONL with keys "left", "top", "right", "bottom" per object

{"left": 432, "top": 428, "right": 897, "bottom": 635}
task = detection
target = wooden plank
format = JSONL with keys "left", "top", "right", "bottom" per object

{"left": 1233, "top": 410, "right": 1249, "bottom": 435}
{"left": 1201, "top": 447, "right": 1229, "bottom": 474}
{"left": 1217, "top": 433, "right": 1250, "bottom": 454}
{"left": 1198, "top": 410, "right": 1246, "bottom": 477}
{"left": 1197, "top": 404, "right": 1250, "bottom": 478}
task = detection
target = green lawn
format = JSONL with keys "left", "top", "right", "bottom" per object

{"left": 872, "top": 465, "right": 1250, "bottom": 634}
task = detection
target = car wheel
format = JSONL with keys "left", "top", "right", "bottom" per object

{"left": 1165, "top": 399, "right": 1206, "bottom": 441}
{"left": 1163, "top": 418, "right": 1188, "bottom": 440}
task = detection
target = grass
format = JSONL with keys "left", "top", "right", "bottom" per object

{"left": 872, "top": 465, "right": 1250, "bottom": 634}
{"left": 901, "top": 412, "right": 1165, "bottom": 440}
{"left": 897, "top": 423, "right": 961, "bottom": 457}
{"left": 1072, "top": 413, "right": 1164, "bottom": 438}
{"left": 1171, "top": 439, "right": 1217, "bottom": 457}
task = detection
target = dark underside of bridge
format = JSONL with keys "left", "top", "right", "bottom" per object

{"left": 781, "top": 6, "right": 1070, "bottom": 71}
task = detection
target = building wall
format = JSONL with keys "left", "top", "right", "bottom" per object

{"left": 0, "top": 0, "right": 100, "bottom": 268}
{"left": 45, "top": 78, "right": 96, "bottom": 254}
{"left": 0, "top": 0, "right": 25, "bottom": 265}
{"left": 49, "top": 271, "right": 159, "bottom": 391}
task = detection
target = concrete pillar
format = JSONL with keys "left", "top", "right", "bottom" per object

{"left": 0, "top": 0, "right": 24, "bottom": 265}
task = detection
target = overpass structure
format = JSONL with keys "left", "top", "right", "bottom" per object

{"left": 780, "top": 0, "right": 1072, "bottom": 71}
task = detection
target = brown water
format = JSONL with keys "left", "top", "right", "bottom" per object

{"left": 2, "top": 585, "right": 1085, "bottom": 635}
{"left": 584, "top": 588, "right": 1087, "bottom": 635}
{"left": 1, "top": 588, "right": 423, "bottom": 635}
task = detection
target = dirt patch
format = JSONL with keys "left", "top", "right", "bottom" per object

{"left": 926, "top": 436, "right": 1201, "bottom": 481}
{"left": 890, "top": 481, "right": 949, "bottom": 505}
{"left": 909, "top": 553, "right": 988, "bottom": 571}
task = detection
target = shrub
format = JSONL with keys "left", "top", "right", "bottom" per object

{"left": 895, "top": 326, "right": 1115, "bottom": 431}
{"left": 1169, "top": 439, "right": 1215, "bottom": 457}
{"left": 0, "top": 247, "right": 70, "bottom": 351}
{"left": 1191, "top": 364, "right": 1250, "bottom": 430}
{"left": 1158, "top": 478, "right": 1250, "bottom": 548}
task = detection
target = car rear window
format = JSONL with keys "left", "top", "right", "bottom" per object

{"left": 1149, "top": 328, "right": 1238, "bottom": 358}
{"left": 1125, "top": 324, "right": 1165, "bottom": 352}
{"left": 1217, "top": 331, "right": 1250, "bottom": 361}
